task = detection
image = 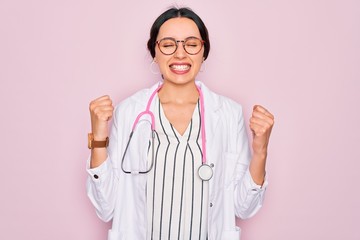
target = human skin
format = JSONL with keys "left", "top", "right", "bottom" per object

{"left": 155, "top": 17, "right": 205, "bottom": 136}
{"left": 88, "top": 17, "right": 274, "bottom": 186}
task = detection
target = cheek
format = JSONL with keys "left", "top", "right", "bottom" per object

{"left": 154, "top": 56, "right": 170, "bottom": 73}
{"left": 154, "top": 46, "right": 165, "bottom": 61}
{"left": 196, "top": 49, "right": 205, "bottom": 64}
{"left": 154, "top": 54, "right": 165, "bottom": 66}
{"left": 193, "top": 56, "right": 204, "bottom": 67}
{"left": 154, "top": 48, "right": 160, "bottom": 61}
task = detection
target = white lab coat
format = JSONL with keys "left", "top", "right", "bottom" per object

{"left": 86, "top": 81, "right": 268, "bottom": 240}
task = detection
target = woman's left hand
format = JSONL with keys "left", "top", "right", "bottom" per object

{"left": 249, "top": 105, "right": 275, "bottom": 156}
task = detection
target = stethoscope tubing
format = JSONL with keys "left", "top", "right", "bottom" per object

{"left": 121, "top": 129, "right": 156, "bottom": 174}
{"left": 120, "top": 83, "right": 212, "bottom": 180}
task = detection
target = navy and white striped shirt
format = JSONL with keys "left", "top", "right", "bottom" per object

{"left": 147, "top": 96, "right": 208, "bottom": 240}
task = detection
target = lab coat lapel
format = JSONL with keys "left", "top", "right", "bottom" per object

{"left": 139, "top": 82, "right": 221, "bottom": 156}
{"left": 199, "top": 82, "right": 221, "bottom": 149}
{"left": 196, "top": 81, "right": 221, "bottom": 196}
{"left": 133, "top": 81, "right": 163, "bottom": 108}
{"left": 142, "top": 81, "right": 222, "bottom": 169}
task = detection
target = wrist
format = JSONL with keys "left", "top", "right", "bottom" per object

{"left": 88, "top": 133, "right": 109, "bottom": 149}
{"left": 91, "top": 131, "right": 108, "bottom": 141}
{"left": 93, "top": 135, "right": 108, "bottom": 141}
{"left": 252, "top": 151, "right": 267, "bottom": 160}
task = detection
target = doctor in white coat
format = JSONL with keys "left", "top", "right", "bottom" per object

{"left": 86, "top": 7, "right": 274, "bottom": 240}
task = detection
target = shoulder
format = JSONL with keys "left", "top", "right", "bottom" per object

{"left": 113, "top": 83, "right": 159, "bottom": 115}
{"left": 217, "top": 94, "right": 244, "bottom": 125}
{"left": 199, "top": 81, "right": 243, "bottom": 116}
{"left": 219, "top": 94, "right": 243, "bottom": 114}
{"left": 111, "top": 85, "right": 156, "bottom": 128}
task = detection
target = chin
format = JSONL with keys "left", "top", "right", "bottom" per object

{"left": 164, "top": 76, "right": 196, "bottom": 85}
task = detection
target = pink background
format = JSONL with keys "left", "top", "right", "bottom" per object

{"left": 1, "top": 0, "right": 359, "bottom": 239}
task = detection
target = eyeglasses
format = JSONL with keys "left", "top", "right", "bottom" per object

{"left": 156, "top": 37, "right": 205, "bottom": 55}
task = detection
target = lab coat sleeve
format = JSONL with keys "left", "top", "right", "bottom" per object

{"left": 86, "top": 106, "right": 121, "bottom": 222}
{"left": 232, "top": 107, "right": 268, "bottom": 219}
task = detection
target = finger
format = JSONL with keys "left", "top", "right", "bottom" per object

{"left": 250, "top": 117, "right": 272, "bottom": 132}
{"left": 253, "top": 105, "right": 274, "bottom": 119}
{"left": 90, "top": 99, "right": 113, "bottom": 111}
{"left": 250, "top": 115, "right": 273, "bottom": 133}
{"left": 249, "top": 123, "right": 263, "bottom": 137}
{"left": 92, "top": 99, "right": 113, "bottom": 107}
{"left": 251, "top": 112, "right": 275, "bottom": 127}
{"left": 249, "top": 122, "right": 269, "bottom": 136}
{"left": 95, "top": 110, "right": 113, "bottom": 121}
{"left": 252, "top": 110, "right": 269, "bottom": 120}
{"left": 95, "top": 99, "right": 113, "bottom": 108}
{"left": 253, "top": 105, "right": 273, "bottom": 119}
{"left": 93, "top": 95, "right": 111, "bottom": 102}
{"left": 90, "top": 95, "right": 111, "bottom": 105}
{"left": 93, "top": 106, "right": 114, "bottom": 116}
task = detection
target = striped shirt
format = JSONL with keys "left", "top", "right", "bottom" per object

{"left": 147, "top": 96, "right": 208, "bottom": 240}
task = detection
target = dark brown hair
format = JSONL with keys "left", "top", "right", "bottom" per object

{"left": 147, "top": 7, "right": 210, "bottom": 60}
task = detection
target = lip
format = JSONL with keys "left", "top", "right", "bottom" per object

{"left": 169, "top": 62, "right": 191, "bottom": 75}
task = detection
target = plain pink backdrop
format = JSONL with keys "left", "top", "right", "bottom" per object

{"left": 1, "top": 0, "right": 359, "bottom": 239}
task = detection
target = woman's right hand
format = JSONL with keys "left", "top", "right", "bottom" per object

{"left": 89, "top": 95, "right": 114, "bottom": 140}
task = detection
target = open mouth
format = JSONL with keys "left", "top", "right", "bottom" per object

{"left": 169, "top": 64, "right": 191, "bottom": 74}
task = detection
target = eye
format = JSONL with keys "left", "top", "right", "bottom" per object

{"left": 160, "top": 39, "right": 176, "bottom": 48}
{"left": 186, "top": 43, "right": 198, "bottom": 47}
{"left": 163, "top": 44, "right": 175, "bottom": 48}
{"left": 185, "top": 39, "right": 201, "bottom": 48}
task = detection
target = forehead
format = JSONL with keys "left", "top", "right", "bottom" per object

{"left": 157, "top": 17, "right": 201, "bottom": 39}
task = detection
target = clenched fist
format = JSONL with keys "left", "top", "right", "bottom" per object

{"left": 89, "top": 95, "right": 114, "bottom": 141}
{"left": 249, "top": 105, "right": 274, "bottom": 156}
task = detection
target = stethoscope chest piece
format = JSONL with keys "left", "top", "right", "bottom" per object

{"left": 198, "top": 164, "right": 213, "bottom": 181}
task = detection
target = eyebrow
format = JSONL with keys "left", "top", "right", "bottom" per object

{"left": 157, "top": 36, "right": 200, "bottom": 40}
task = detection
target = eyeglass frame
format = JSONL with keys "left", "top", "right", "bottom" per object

{"left": 156, "top": 37, "right": 205, "bottom": 55}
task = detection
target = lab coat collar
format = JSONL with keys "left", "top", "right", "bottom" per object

{"left": 130, "top": 81, "right": 222, "bottom": 152}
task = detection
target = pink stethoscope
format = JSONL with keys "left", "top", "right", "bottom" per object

{"left": 120, "top": 83, "right": 213, "bottom": 181}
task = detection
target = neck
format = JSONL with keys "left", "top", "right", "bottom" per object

{"left": 158, "top": 81, "right": 199, "bottom": 104}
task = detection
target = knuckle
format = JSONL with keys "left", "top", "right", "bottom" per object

{"left": 264, "top": 122, "right": 271, "bottom": 128}
{"left": 89, "top": 101, "right": 95, "bottom": 110}
{"left": 93, "top": 107, "right": 100, "bottom": 115}
{"left": 104, "top": 99, "right": 111, "bottom": 106}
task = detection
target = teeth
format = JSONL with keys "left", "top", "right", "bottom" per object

{"left": 170, "top": 65, "right": 190, "bottom": 71}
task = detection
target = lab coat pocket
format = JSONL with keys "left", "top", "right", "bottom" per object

{"left": 221, "top": 226, "right": 241, "bottom": 240}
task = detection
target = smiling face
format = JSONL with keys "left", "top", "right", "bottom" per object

{"left": 155, "top": 17, "right": 205, "bottom": 86}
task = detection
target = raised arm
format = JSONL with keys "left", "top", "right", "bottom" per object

{"left": 89, "top": 95, "right": 114, "bottom": 168}
{"left": 249, "top": 105, "right": 274, "bottom": 185}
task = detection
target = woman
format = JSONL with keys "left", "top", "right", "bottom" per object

{"left": 86, "top": 7, "right": 274, "bottom": 240}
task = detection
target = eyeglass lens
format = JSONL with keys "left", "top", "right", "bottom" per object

{"left": 158, "top": 37, "right": 203, "bottom": 55}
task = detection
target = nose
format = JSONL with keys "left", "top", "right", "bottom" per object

{"left": 174, "top": 41, "right": 187, "bottom": 59}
